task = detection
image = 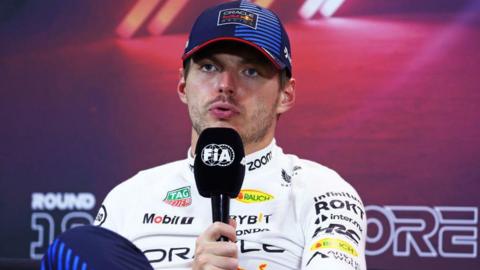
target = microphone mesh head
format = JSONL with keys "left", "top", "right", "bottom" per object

{"left": 194, "top": 128, "right": 245, "bottom": 198}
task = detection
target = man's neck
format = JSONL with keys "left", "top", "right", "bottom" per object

{"left": 189, "top": 128, "right": 274, "bottom": 157}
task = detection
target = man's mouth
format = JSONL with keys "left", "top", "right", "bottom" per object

{"left": 208, "top": 102, "right": 239, "bottom": 119}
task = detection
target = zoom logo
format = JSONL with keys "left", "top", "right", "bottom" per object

{"left": 201, "top": 144, "right": 234, "bottom": 167}
{"left": 247, "top": 151, "right": 272, "bottom": 171}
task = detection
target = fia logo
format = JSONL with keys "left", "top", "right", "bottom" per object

{"left": 201, "top": 144, "right": 235, "bottom": 166}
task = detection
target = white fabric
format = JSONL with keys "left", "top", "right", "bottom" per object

{"left": 94, "top": 139, "right": 367, "bottom": 270}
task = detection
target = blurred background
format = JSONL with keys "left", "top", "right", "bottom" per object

{"left": 1, "top": 0, "right": 479, "bottom": 269}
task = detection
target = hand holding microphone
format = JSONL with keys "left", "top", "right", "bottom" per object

{"left": 192, "top": 128, "right": 245, "bottom": 270}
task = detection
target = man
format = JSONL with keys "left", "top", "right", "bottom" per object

{"left": 94, "top": 1, "right": 366, "bottom": 269}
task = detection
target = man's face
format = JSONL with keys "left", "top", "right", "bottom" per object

{"left": 178, "top": 42, "right": 294, "bottom": 148}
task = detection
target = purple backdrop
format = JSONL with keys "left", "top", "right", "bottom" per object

{"left": 1, "top": 1, "right": 479, "bottom": 269}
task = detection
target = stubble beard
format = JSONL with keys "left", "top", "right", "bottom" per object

{"left": 189, "top": 99, "right": 278, "bottom": 147}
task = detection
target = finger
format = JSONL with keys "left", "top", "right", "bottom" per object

{"left": 197, "top": 222, "right": 237, "bottom": 243}
{"left": 229, "top": 218, "right": 237, "bottom": 229}
{"left": 198, "top": 241, "right": 238, "bottom": 258}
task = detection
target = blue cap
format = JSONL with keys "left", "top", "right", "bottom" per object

{"left": 182, "top": 0, "right": 292, "bottom": 76}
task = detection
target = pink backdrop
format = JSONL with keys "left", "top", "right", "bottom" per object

{"left": 1, "top": 1, "right": 479, "bottom": 269}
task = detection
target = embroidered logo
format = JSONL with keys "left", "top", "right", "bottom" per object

{"left": 281, "top": 169, "right": 292, "bottom": 187}
{"left": 163, "top": 186, "right": 192, "bottom": 207}
{"left": 247, "top": 151, "right": 272, "bottom": 171}
{"left": 94, "top": 205, "right": 107, "bottom": 226}
{"left": 236, "top": 189, "right": 274, "bottom": 203}
{"left": 310, "top": 237, "right": 359, "bottom": 257}
{"left": 218, "top": 8, "right": 258, "bottom": 29}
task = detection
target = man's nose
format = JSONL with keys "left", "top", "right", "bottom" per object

{"left": 217, "top": 71, "right": 236, "bottom": 95}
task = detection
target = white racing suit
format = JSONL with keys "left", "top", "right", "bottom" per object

{"left": 94, "top": 139, "right": 367, "bottom": 270}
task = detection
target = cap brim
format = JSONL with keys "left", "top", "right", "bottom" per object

{"left": 182, "top": 37, "right": 284, "bottom": 70}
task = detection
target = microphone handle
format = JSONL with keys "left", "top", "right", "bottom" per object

{"left": 211, "top": 194, "right": 230, "bottom": 242}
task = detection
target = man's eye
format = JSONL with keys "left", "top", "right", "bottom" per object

{"left": 244, "top": 68, "right": 258, "bottom": 77}
{"left": 201, "top": 64, "right": 217, "bottom": 72}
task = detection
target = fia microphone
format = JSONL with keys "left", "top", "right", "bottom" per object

{"left": 194, "top": 128, "right": 245, "bottom": 226}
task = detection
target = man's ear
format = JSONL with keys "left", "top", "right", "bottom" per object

{"left": 177, "top": 68, "right": 187, "bottom": 104}
{"left": 277, "top": 78, "right": 296, "bottom": 114}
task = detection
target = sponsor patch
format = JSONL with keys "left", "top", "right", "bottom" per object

{"left": 281, "top": 169, "right": 291, "bottom": 186}
{"left": 258, "top": 263, "right": 268, "bottom": 270}
{"left": 236, "top": 227, "right": 270, "bottom": 236}
{"left": 143, "top": 213, "right": 194, "bottom": 225}
{"left": 236, "top": 189, "right": 274, "bottom": 203}
{"left": 330, "top": 213, "right": 363, "bottom": 233}
{"left": 310, "top": 237, "right": 358, "bottom": 257}
{"left": 314, "top": 198, "right": 365, "bottom": 219}
{"left": 164, "top": 186, "right": 192, "bottom": 207}
{"left": 144, "top": 247, "right": 192, "bottom": 264}
{"left": 315, "top": 191, "right": 362, "bottom": 205}
{"left": 94, "top": 205, "right": 107, "bottom": 226}
{"left": 247, "top": 151, "right": 272, "bottom": 171}
{"left": 230, "top": 213, "right": 272, "bottom": 225}
{"left": 312, "top": 223, "right": 361, "bottom": 244}
{"left": 326, "top": 250, "right": 361, "bottom": 270}
{"left": 218, "top": 8, "right": 258, "bottom": 29}
{"left": 239, "top": 240, "right": 285, "bottom": 253}
{"left": 306, "top": 251, "right": 328, "bottom": 265}
{"left": 307, "top": 250, "right": 360, "bottom": 269}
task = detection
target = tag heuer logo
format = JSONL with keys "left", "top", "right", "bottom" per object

{"left": 164, "top": 186, "right": 192, "bottom": 207}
